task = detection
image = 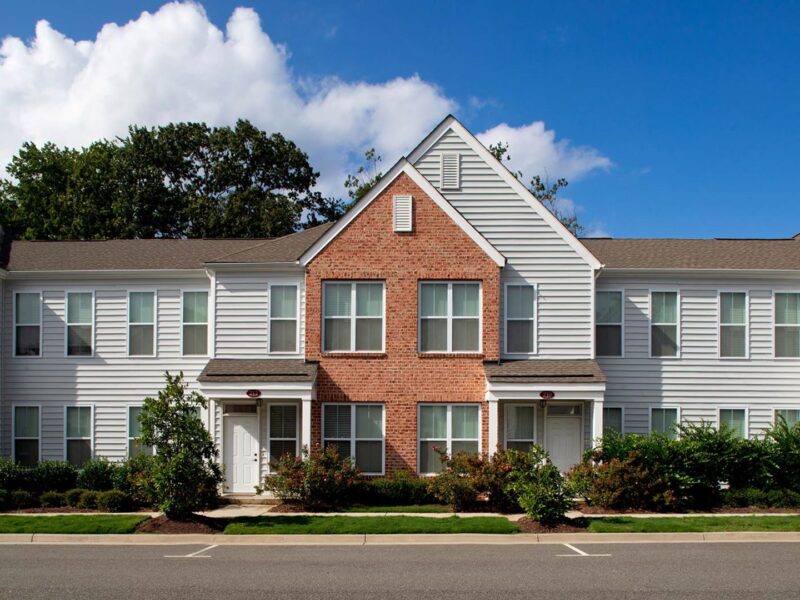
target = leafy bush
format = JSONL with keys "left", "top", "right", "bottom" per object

{"left": 40, "top": 491, "right": 67, "bottom": 508}
{"left": 112, "top": 454, "right": 158, "bottom": 509}
{"left": 29, "top": 461, "right": 78, "bottom": 494}
{"left": 77, "top": 490, "right": 99, "bottom": 510}
{"left": 258, "top": 444, "right": 360, "bottom": 510}
{"left": 138, "top": 372, "right": 223, "bottom": 520}
{"left": 0, "top": 489, "right": 8, "bottom": 511}
{"left": 97, "top": 490, "right": 133, "bottom": 513}
{"left": 353, "top": 470, "right": 435, "bottom": 506}
{"left": 722, "top": 487, "right": 800, "bottom": 509}
{"left": 65, "top": 488, "right": 88, "bottom": 508}
{"left": 501, "top": 446, "right": 573, "bottom": 524}
{"left": 0, "top": 459, "right": 25, "bottom": 492}
{"left": 10, "top": 490, "right": 37, "bottom": 509}
{"left": 76, "top": 458, "right": 118, "bottom": 491}
{"left": 766, "top": 419, "right": 800, "bottom": 492}
{"left": 427, "top": 450, "right": 485, "bottom": 511}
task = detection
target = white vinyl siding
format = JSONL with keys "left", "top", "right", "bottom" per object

{"left": 14, "top": 292, "right": 41, "bottom": 357}
{"left": 418, "top": 404, "right": 480, "bottom": 474}
{"left": 128, "top": 291, "right": 155, "bottom": 357}
{"left": 323, "top": 282, "right": 384, "bottom": 353}
{"left": 65, "top": 405, "right": 93, "bottom": 467}
{"left": 596, "top": 291, "right": 623, "bottom": 357}
{"left": 13, "top": 405, "right": 40, "bottom": 466}
{"left": 504, "top": 284, "right": 536, "bottom": 354}
{"left": 419, "top": 282, "right": 481, "bottom": 353}
{"left": 182, "top": 291, "right": 208, "bottom": 356}
{"left": 775, "top": 292, "right": 800, "bottom": 358}
{"left": 269, "top": 285, "right": 298, "bottom": 353}
{"left": 66, "top": 292, "right": 94, "bottom": 356}
{"left": 720, "top": 292, "right": 747, "bottom": 358}
{"left": 650, "top": 291, "right": 679, "bottom": 357}
{"left": 322, "top": 404, "right": 384, "bottom": 475}
{"left": 505, "top": 404, "right": 536, "bottom": 451}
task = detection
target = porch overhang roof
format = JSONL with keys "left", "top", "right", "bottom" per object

{"left": 483, "top": 359, "right": 607, "bottom": 385}
{"left": 198, "top": 359, "right": 317, "bottom": 383}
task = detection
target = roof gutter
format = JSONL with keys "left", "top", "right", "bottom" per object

{"left": 6, "top": 269, "right": 209, "bottom": 280}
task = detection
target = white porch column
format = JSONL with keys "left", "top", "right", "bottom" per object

{"left": 592, "top": 398, "right": 604, "bottom": 444}
{"left": 301, "top": 394, "right": 312, "bottom": 451}
{"left": 487, "top": 397, "right": 499, "bottom": 455}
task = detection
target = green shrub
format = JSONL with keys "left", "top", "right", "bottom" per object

{"left": 0, "top": 489, "right": 8, "bottom": 511}
{"left": 0, "top": 459, "right": 25, "bottom": 492}
{"left": 728, "top": 438, "right": 775, "bottom": 491}
{"left": 65, "top": 488, "right": 88, "bottom": 508}
{"left": 503, "top": 446, "right": 572, "bottom": 525}
{"left": 30, "top": 461, "right": 78, "bottom": 494}
{"left": 766, "top": 488, "right": 800, "bottom": 508}
{"left": 766, "top": 419, "right": 800, "bottom": 492}
{"left": 722, "top": 487, "right": 770, "bottom": 508}
{"left": 77, "top": 490, "right": 99, "bottom": 510}
{"left": 258, "top": 444, "right": 361, "bottom": 510}
{"left": 97, "top": 490, "right": 133, "bottom": 513}
{"left": 76, "top": 458, "right": 118, "bottom": 491}
{"left": 112, "top": 454, "right": 158, "bottom": 509}
{"left": 10, "top": 490, "right": 38, "bottom": 509}
{"left": 427, "top": 450, "right": 485, "bottom": 511}
{"left": 40, "top": 491, "right": 67, "bottom": 508}
{"left": 354, "top": 470, "right": 435, "bottom": 506}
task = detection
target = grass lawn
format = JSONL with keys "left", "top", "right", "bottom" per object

{"left": 225, "top": 515, "right": 518, "bottom": 535}
{"left": 342, "top": 504, "right": 451, "bottom": 513}
{"left": 587, "top": 516, "right": 800, "bottom": 533}
{"left": 0, "top": 515, "right": 150, "bottom": 534}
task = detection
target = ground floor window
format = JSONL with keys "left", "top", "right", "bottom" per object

{"left": 651, "top": 407, "right": 679, "bottom": 439}
{"left": 322, "top": 404, "right": 384, "bottom": 475}
{"left": 268, "top": 404, "right": 298, "bottom": 467}
{"left": 505, "top": 404, "right": 535, "bottom": 451}
{"left": 127, "top": 406, "right": 154, "bottom": 457}
{"left": 719, "top": 408, "right": 747, "bottom": 438}
{"left": 603, "top": 406, "right": 624, "bottom": 435}
{"left": 65, "top": 406, "right": 93, "bottom": 467}
{"left": 14, "top": 406, "right": 39, "bottom": 466}
{"left": 418, "top": 404, "right": 480, "bottom": 474}
{"left": 775, "top": 408, "right": 800, "bottom": 427}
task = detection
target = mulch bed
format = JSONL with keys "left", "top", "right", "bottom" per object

{"left": 268, "top": 502, "right": 316, "bottom": 513}
{"left": 516, "top": 517, "right": 588, "bottom": 533}
{"left": 135, "top": 515, "right": 226, "bottom": 534}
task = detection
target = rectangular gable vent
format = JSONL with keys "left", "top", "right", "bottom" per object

{"left": 393, "top": 195, "right": 413, "bottom": 232}
{"left": 440, "top": 152, "right": 461, "bottom": 190}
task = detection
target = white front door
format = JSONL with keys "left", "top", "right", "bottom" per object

{"left": 223, "top": 414, "right": 259, "bottom": 493}
{"left": 546, "top": 415, "right": 582, "bottom": 473}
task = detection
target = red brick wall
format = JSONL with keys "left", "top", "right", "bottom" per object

{"left": 306, "top": 172, "right": 500, "bottom": 474}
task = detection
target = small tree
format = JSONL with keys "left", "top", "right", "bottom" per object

{"left": 139, "top": 372, "right": 222, "bottom": 520}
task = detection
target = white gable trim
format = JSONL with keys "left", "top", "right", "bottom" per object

{"left": 407, "top": 115, "right": 602, "bottom": 270}
{"left": 299, "top": 159, "right": 505, "bottom": 267}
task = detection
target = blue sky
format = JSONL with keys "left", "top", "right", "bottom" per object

{"left": 1, "top": 1, "right": 799, "bottom": 238}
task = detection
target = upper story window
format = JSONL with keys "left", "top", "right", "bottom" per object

{"left": 505, "top": 284, "right": 535, "bottom": 354}
{"left": 419, "top": 282, "right": 481, "bottom": 353}
{"left": 596, "top": 291, "right": 623, "bottom": 357}
{"left": 269, "top": 285, "right": 298, "bottom": 353}
{"left": 182, "top": 291, "right": 209, "bottom": 356}
{"left": 323, "top": 282, "right": 384, "bottom": 352}
{"left": 129, "top": 291, "right": 156, "bottom": 356}
{"left": 650, "top": 291, "right": 679, "bottom": 357}
{"left": 775, "top": 292, "right": 800, "bottom": 358}
{"left": 66, "top": 292, "right": 93, "bottom": 356}
{"left": 14, "top": 292, "right": 41, "bottom": 356}
{"left": 720, "top": 292, "right": 747, "bottom": 358}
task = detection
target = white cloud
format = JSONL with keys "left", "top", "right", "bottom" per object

{"left": 0, "top": 1, "right": 610, "bottom": 198}
{"left": 583, "top": 225, "right": 611, "bottom": 238}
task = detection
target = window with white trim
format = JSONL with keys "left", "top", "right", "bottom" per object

{"left": 419, "top": 282, "right": 481, "bottom": 353}
{"left": 323, "top": 282, "right": 384, "bottom": 352}
{"left": 128, "top": 292, "right": 155, "bottom": 356}
{"left": 651, "top": 407, "right": 679, "bottom": 439}
{"left": 596, "top": 291, "right": 623, "bottom": 357}
{"left": 182, "top": 291, "right": 208, "bottom": 356}
{"left": 505, "top": 284, "right": 535, "bottom": 354}
{"left": 322, "top": 404, "right": 384, "bottom": 474}
{"left": 651, "top": 291, "right": 679, "bottom": 357}
{"left": 127, "top": 406, "right": 153, "bottom": 457}
{"left": 603, "top": 407, "right": 623, "bottom": 435}
{"left": 775, "top": 292, "right": 800, "bottom": 358}
{"left": 775, "top": 409, "right": 800, "bottom": 428}
{"left": 505, "top": 404, "right": 535, "bottom": 452}
{"left": 15, "top": 292, "right": 41, "bottom": 356}
{"left": 65, "top": 406, "right": 92, "bottom": 467}
{"left": 14, "top": 406, "right": 39, "bottom": 466}
{"left": 720, "top": 409, "right": 747, "bottom": 438}
{"left": 418, "top": 404, "right": 480, "bottom": 474}
{"left": 66, "top": 292, "right": 93, "bottom": 356}
{"left": 269, "top": 404, "right": 298, "bottom": 467}
{"left": 720, "top": 292, "right": 747, "bottom": 358}
{"left": 269, "top": 285, "right": 298, "bottom": 353}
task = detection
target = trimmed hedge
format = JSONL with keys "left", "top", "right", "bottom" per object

{"left": 40, "top": 491, "right": 67, "bottom": 508}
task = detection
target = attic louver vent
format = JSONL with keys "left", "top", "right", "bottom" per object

{"left": 440, "top": 152, "right": 461, "bottom": 190}
{"left": 393, "top": 195, "right": 413, "bottom": 232}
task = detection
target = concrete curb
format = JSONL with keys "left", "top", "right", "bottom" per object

{"left": 0, "top": 531, "right": 798, "bottom": 546}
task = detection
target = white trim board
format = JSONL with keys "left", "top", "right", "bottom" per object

{"left": 299, "top": 159, "right": 505, "bottom": 267}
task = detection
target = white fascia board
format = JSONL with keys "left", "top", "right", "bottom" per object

{"left": 203, "top": 262, "right": 305, "bottom": 273}
{"left": 407, "top": 115, "right": 602, "bottom": 271}
{"left": 198, "top": 380, "right": 314, "bottom": 400}
{"left": 598, "top": 267, "right": 800, "bottom": 280}
{"left": 299, "top": 159, "right": 505, "bottom": 267}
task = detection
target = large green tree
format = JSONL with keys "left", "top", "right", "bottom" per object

{"left": 0, "top": 120, "right": 343, "bottom": 240}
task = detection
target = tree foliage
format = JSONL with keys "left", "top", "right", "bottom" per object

{"left": 343, "top": 147, "right": 383, "bottom": 209}
{"left": 0, "top": 120, "right": 344, "bottom": 240}
{"left": 138, "top": 372, "right": 222, "bottom": 520}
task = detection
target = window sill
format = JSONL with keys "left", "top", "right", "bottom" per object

{"left": 320, "top": 352, "right": 387, "bottom": 359}
{"left": 417, "top": 352, "right": 485, "bottom": 359}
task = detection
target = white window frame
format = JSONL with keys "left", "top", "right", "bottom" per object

{"left": 603, "top": 405, "right": 626, "bottom": 435}
{"left": 418, "top": 281, "right": 483, "bottom": 354}
{"left": 322, "top": 281, "right": 386, "bottom": 353}
{"left": 649, "top": 290, "right": 681, "bottom": 358}
{"left": 266, "top": 402, "right": 300, "bottom": 470}
{"left": 596, "top": 289, "right": 624, "bottom": 358}
{"left": 127, "top": 290, "right": 157, "bottom": 357}
{"left": 64, "top": 405, "right": 94, "bottom": 465}
{"left": 717, "top": 406, "right": 749, "bottom": 439}
{"left": 503, "top": 282, "right": 537, "bottom": 356}
{"left": 718, "top": 290, "right": 749, "bottom": 359}
{"left": 773, "top": 291, "right": 800, "bottom": 360}
{"left": 773, "top": 407, "right": 800, "bottom": 427}
{"left": 649, "top": 406, "right": 681, "bottom": 438}
{"left": 12, "top": 404, "right": 41, "bottom": 463}
{"left": 64, "top": 290, "right": 95, "bottom": 357}
{"left": 504, "top": 403, "right": 537, "bottom": 450}
{"left": 13, "top": 291, "right": 43, "bottom": 358}
{"left": 321, "top": 403, "right": 385, "bottom": 476}
{"left": 417, "top": 403, "right": 482, "bottom": 475}
{"left": 268, "top": 284, "right": 300, "bottom": 354}
{"left": 181, "top": 289, "right": 210, "bottom": 357}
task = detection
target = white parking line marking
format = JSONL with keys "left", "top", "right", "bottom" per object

{"left": 165, "top": 544, "right": 218, "bottom": 558}
{"left": 557, "top": 543, "right": 611, "bottom": 557}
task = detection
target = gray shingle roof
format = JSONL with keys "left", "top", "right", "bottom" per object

{"left": 198, "top": 359, "right": 317, "bottom": 383}
{"left": 484, "top": 359, "right": 606, "bottom": 384}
